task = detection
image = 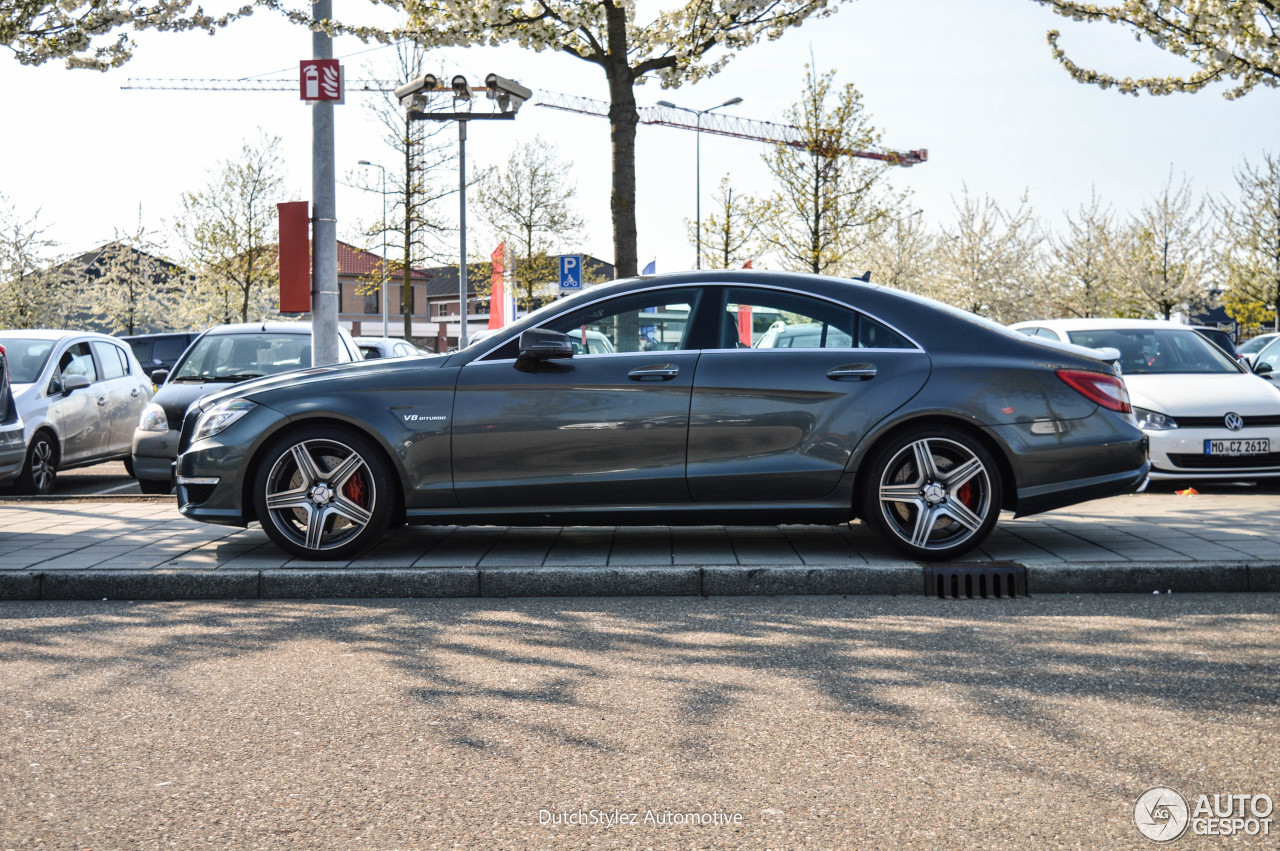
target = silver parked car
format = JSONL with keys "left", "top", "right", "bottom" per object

{"left": 353, "top": 336, "right": 426, "bottom": 360}
{"left": 0, "top": 330, "right": 154, "bottom": 493}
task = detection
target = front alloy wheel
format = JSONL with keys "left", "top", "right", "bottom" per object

{"left": 860, "top": 427, "right": 1002, "bottom": 560}
{"left": 254, "top": 428, "right": 392, "bottom": 559}
{"left": 16, "top": 433, "right": 57, "bottom": 495}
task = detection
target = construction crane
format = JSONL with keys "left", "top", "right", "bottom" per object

{"left": 536, "top": 90, "right": 927, "bottom": 167}
{"left": 123, "top": 78, "right": 927, "bottom": 166}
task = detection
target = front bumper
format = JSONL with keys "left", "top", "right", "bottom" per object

{"left": 1147, "top": 426, "right": 1280, "bottom": 480}
{"left": 176, "top": 403, "right": 288, "bottom": 527}
{"left": 132, "top": 427, "right": 180, "bottom": 482}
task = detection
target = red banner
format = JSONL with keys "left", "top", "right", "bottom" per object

{"left": 489, "top": 243, "right": 506, "bottom": 329}
{"left": 277, "top": 201, "right": 310, "bottom": 313}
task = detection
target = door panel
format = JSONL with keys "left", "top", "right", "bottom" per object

{"left": 688, "top": 350, "right": 931, "bottom": 501}
{"left": 47, "top": 342, "right": 103, "bottom": 463}
{"left": 452, "top": 353, "right": 699, "bottom": 507}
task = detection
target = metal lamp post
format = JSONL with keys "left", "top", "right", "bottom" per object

{"left": 357, "top": 160, "right": 389, "bottom": 338}
{"left": 655, "top": 96, "right": 743, "bottom": 270}
{"left": 401, "top": 72, "right": 529, "bottom": 350}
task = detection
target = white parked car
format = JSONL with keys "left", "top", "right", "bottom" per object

{"left": 1012, "top": 318, "right": 1280, "bottom": 481}
{"left": 0, "top": 330, "right": 154, "bottom": 493}
{"left": 353, "top": 336, "right": 426, "bottom": 360}
{"left": 1239, "top": 332, "right": 1280, "bottom": 368}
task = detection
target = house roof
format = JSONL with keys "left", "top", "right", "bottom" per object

{"left": 336, "top": 242, "right": 429, "bottom": 280}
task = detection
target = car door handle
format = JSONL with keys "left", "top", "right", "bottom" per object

{"left": 628, "top": 364, "right": 679, "bottom": 381}
{"left": 131, "top": 388, "right": 140, "bottom": 397}
{"left": 827, "top": 364, "right": 877, "bottom": 381}
{"left": 97, "top": 396, "right": 108, "bottom": 406}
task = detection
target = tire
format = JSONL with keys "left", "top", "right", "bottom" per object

{"left": 123, "top": 456, "right": 135, "bottom": 477}
{"left": 859, "top": 425, "right": 1003, "bottom": 561}
{"left": 252, "top": 425, "right": 392, "bottom": 560}
{"left": 15, "top": 432, "right": 57, "bottom": 495}
{"left": 138, "top": 478, "right": 173, "bottom": 495}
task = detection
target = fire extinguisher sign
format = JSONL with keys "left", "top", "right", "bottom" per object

{"left": 300, "top": 59, "right": 343, "bottom": 102}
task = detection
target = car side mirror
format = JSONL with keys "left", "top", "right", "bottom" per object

{"left": 151, "top": 369, "right": 169, "bottom": 386}
{"left": 1255, "top": 361, "right": 1273, "bottom": 375}
{"left": 62, "top": 374, "right": 91, "bottom": 394}
{"left": 519, "top": 329, "right": 574, "bottom": 360}
{"left": 515, "top": 328, "right": 574, "bottom": 373}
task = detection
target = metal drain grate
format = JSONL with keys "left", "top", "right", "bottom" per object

{"left": 923, "top": 564, "right": 1027, "bottom": 599}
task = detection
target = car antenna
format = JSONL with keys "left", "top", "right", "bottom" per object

{"left": 853, "top": 270, "right": 871, "bottom": 282}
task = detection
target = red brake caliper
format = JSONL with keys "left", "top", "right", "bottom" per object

{"left": 343, "top": 470, "right": 368, "bottom": 505}
{"left": 956, "top": 481, "right": 975, "bottom": 510}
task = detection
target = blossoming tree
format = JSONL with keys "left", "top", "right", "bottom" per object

{"left": 389, "top": 0, "right": 851, "bottom": 277}
{"left": 1032, "top": 1, "right": 1280, "bottom": 98}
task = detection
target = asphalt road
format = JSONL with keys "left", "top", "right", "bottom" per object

{"left": 1, "top": 594, "right": 1276, "bottom": 849}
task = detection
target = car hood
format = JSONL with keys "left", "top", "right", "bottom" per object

{"left": 1124, "top": 373, "right": 1280, "bottom": 416}
{"left": 153, "top": 382, "right": 220, "bottom": 420}
{"left": 190, "top": 357, "right": 448, "bottom": 414}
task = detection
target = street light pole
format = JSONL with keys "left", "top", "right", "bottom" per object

{"left": 358, "top": 160, "right": 389, "bottom": 338}
{"left": 403, "top": 72, "right": 528, "bottom": 350}
{"left": 656, "top": 96, "right": 743, "bottom": 270}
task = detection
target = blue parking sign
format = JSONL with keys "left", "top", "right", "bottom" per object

{"left": 559, "top": 254, "right": 582, "bottom": 290}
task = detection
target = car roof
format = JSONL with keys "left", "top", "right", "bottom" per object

{"left": 202, "top": 322, "right": 313, "bottom": 336}
{"left": 1011, "top": 318, "right": 1195, "bottom": 332}
{"left": 0, "top": 329, "right": 125, "bottom": 342}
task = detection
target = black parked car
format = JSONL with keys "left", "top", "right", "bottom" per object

{"left": 132, "top": 322, "right": 360, "bottom": 494}
{"left": 174, "top": 271, "right": 1149, "bottom": 560}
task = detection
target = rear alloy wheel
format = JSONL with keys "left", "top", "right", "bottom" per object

{"left": 16, "top": 433, "right": 57, "bottom": 495}
{"left": 253, "top": 427, "right": 392, "bottom": 560}
{"left": 860, "top": 426, "right": 1002, "bottom": 561}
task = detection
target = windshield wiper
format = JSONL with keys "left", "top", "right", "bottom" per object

{"left": 215, "top": 372, "right": 266, "bottom": 382}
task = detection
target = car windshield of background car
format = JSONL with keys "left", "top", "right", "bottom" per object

{"left": 1252, "top": 338, "right": 1280, "bottom": 373}
{"left": 0, "top": 338, "right": 56, "bottom": 384}
{"left": 1066, "top": 329, "right": 1241, "bottom": 375}
{"left": 172, "top": 333, "right": 312, "bottom": 381}
{"left": 1239, "top": 334, "right": 1279, "bottom": 355}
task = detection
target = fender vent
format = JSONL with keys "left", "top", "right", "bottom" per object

{"left": 924, "top": 564, "right": 1027, "bottom": 599}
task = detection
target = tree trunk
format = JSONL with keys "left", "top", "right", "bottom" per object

{"left": 604, "top": 5, "right": 638, "bottom": 279}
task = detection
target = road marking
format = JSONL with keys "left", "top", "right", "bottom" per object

{"left": 95, "top": 482, "right": 141, "bottom": 495}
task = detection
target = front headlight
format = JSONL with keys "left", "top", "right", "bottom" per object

{"left": 1133, "top": 407, "right": 1179, "bottom": 430}
{"left": 192, "top": 399, "right": 257, "bottom": 443}
{"left": 138, "top": 403, "right": 168, "bottom": 433}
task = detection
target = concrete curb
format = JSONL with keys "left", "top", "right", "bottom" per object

{"left": 2, "top": 561, "right": 1277, "bottom": 602}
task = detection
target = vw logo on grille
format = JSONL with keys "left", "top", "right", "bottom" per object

{"left": 1224, "top": 412, "right": 1245, "bottom": 431}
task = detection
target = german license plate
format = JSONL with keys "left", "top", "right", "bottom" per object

{"left": 1204, "top": 438, "right": 1270, "bottom": 456}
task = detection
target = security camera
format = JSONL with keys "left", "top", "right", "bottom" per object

{"left": 394, "top": 74, "right": 438, "bottom": 104}
{"left": 451, "top": 75, "right": 471, "bottom": 99}
{"left": 484, "top": 73, "right": 533, "bottom": 104}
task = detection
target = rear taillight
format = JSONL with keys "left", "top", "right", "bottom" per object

{"left": 1057, "top": 369, "right": 1132, "bottom": 414}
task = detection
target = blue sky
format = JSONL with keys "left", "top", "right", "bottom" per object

{"left": 3, "top": 0, "right": 1279, "bottom": 272}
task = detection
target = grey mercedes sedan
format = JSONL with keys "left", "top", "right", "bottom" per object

{"left": 175, "top": 271, "right": 1149, "bottom": 561}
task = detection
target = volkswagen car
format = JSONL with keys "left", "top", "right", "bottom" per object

{"left": 175, "top": 271, "right": 1149, "bottom": 561}
{"left": 1012, "top": 318, "right": 1280, "bottom": 481}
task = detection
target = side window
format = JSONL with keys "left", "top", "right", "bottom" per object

{"left": 337, "top": 337, "right": 355, "bottom": 363}
{"left": 1034, "top": 328, "right": 1060, "bottom": 340}
{"left": 49, "top": 342, "right": 98, "bottom": 393}
{"left": 91, "top": 342, "right": 127, "bottom": 380}
{"left": 857, "top": 314, "right": 914, "bottom": 349}
{"left": 546, "top": 289, "right": 701, "bottom": 355}
{"left": 725, "top": 287, "right": 856, "bottom": 349}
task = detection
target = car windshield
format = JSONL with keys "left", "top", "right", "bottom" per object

{"left": 1239, "top": 334, "right": 1278, "bottom": 355}
{"left": 1066, "top": 328, "right": 1242, "bottom": 375}
{"left": 172, "top": 333, "right": 312, "bottom": 381}
{"left": 0, "top": 338, "right": 57, "bottom": 384}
